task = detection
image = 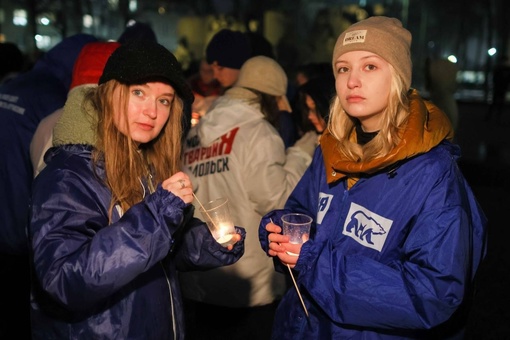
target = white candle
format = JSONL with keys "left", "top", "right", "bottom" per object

{"left": 215, "top": 222, "right": 235, "bottom": 246}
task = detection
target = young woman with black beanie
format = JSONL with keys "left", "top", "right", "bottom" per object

{"left": 28, "top": 40, "right": 245, "bottom": 339}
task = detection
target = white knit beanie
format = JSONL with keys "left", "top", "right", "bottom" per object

{"left": 235, "top": 56, "right": 287, "bottom": 96}
{"left": 332, "top": 16, "right": 412, "bottom": 90}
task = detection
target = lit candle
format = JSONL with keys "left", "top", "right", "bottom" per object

{"left": 215, "top": 222, "right": 235, "bottom": 245}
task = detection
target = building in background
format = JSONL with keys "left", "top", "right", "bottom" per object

{"left": 0, "top": 0, "right": 509, "bottom": 99}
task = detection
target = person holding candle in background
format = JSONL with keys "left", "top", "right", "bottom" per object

{"left": 295, "top": 73, "right": 336, "bottom": 146}
{"left": 259, "top": 16, "right": 487, "bottom": 339}
{"left": 28, "top": 40, "right": 245, "bottom": 340}
{"left": 180, "top": 55, "right": 316, "bottom": 340}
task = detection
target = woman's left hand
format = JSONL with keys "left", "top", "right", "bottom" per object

{"left": 225, "top": 233, "right": 242, "bottom": 251}
{"left": 161, "top": 171, "right": 194, "bottom": 204}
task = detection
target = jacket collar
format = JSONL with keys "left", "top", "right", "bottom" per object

{"left": 320, "top": 89, "right": 454, "bottom": 184}
{"left": 53, "top": 85, "right": 97, "bottom": 147}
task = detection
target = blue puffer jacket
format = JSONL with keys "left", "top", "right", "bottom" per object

{"left": 30, "top": 144, "right": 245, "bottom": 340}
{"left": 260, "top": 141, "right": 487, "bottom": 339}
{"left": 0, "top": 33, "right": 97, "bottom": 255}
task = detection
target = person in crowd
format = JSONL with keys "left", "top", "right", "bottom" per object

{"left": 187, "top": 58, "right": 223, "bottom": 125}
{"left": 205, "top": 30, "right": 299, "bottom": 148}
{"left": 188, "top": 58, "right": 223, "bottom": 98}
{"left": 180, "top": 55, "right": 315, "bottom": 340}
{"left": 259, "top": 16, "right": 487, "bottom": 339}
{"left": 205, "top": 28, "right": 252, "bottom": 91}
{"left": 189, "top": 28, "right": 251, "bottom": 129}
{"left": 245, "top": 31, "right": 275, "bottom": 59}
{"left": 0, "top": 42, "right": 26, "bottom": 84}
{"left": 30, "top": 41, "right": 121, "bottom": 177}
{"left": 293, "top": 62, "right": 331, "bottom": 87}
{"left": 486, "top": 54, "right": 510, "bottom": 122}
{"left": 117, "top": 20, "right": 158, "bottom": 44}
{"left": 29, "top": 40, "right": 245, "bottom": 339}
{"left": 288, "top": 62, "right": 332, "bottom": 133}
{"left": 425, "top": 56, "right": 459, "bottom": 131}
{"left": 232, "top": 56, "right": 299, "bottom": 149}
{"left": 295, "top": 74, "right": 336, "bottom": 144}
{"left": 0, "top": 33, "right": 97, "bottom": 340}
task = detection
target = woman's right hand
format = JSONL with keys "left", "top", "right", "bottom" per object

{"left": 161, "top": 171, "right": 194, "bottom": 204}
{"left": 266, "top": 222, "right": 302, "bottom": 268}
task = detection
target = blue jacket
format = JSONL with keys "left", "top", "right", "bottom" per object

{"left": 260, "top": 143, "right": 486, "bottom": 339}
{"left": 259, "top": 91, "right": 487, "bottom": 339}
{"left": 0, "top": 34, "right": 97, "bottom": 255}
{"left": 30, "top": 144, "right": 245, "bottom": 339}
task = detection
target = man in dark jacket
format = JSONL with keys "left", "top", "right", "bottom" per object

{"left": 0, "top": 33, "right": 97, "bottom": 339}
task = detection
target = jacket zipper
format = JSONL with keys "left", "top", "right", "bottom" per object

{"left": 160, "top": 262, "right": 177, "bottom": 339}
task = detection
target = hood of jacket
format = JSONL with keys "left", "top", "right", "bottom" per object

{"left": 53, "top": 85, "right": 97, "bottom": 147}
{"left": 33, "top": 34, "right": 97, "bottom": 92}
{"left": 196, "top": 87, "right": 264, "bottom": 146}
{"left": 320, "top": 89, "right": 454, "bottom": 184}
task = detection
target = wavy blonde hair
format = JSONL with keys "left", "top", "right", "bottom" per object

{"left": 328, "top": 65, "right": 410, "bottom": 162}
{"left": 85, "top": 80, "right": 184, "bottom": 221}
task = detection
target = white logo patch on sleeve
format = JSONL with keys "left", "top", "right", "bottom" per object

{"left": 317, "top": 192, "right": 333, "bottom": 224}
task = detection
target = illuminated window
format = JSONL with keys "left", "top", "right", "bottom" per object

{"left": 13, "top": 9, "right": 27, "bottom": 26}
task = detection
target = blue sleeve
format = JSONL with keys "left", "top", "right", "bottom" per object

{"left": 173, "top": 219, "right": 245, "bottom": 271}
{"left": 30, "top": 164, "right": 190, "bottom": 310}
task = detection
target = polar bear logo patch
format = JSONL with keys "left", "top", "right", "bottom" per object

{"left": 343, "top": 202, "right": 393, "bottom": 251}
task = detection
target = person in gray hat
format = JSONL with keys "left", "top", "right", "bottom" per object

{"left": 28, "top": 40, "right": 245, "bottom": 340}
{"left": 260, "top": 16, "right": 486, "bottom": 339}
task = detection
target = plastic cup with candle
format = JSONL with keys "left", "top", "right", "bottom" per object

{"left": 281, "top": 213, "right": 312, "bottom": 256}
{"left": 199, "top": 197, "right": 237, "bottom": 247}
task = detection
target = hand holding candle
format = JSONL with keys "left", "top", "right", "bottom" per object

{"left": 281, "top": 213, "right": 312, "bottom": 256}
{"left": 197, "top": 197, "right": 237, "bottom": 247}
{"left": 269, "top": 217, "right": 310, "bottom": 318}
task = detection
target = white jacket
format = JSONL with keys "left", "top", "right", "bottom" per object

{"left": 180, "top": 87, "right": 312, "bottom": 307}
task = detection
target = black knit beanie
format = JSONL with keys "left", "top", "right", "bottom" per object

{"left": 99, "top": 40, "right": 194, "bottom": 104}
{"left": 205, "top": 29, "right": 252, "bottom": 69}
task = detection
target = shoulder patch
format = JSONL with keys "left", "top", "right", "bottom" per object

{"left": 317, "top": 192, "right": 333, "bottom": 224}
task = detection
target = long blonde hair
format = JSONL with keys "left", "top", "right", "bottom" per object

{"left": 85, "top": 80, "right": 184, "bottom": 220}
{"left": 328, "top": 64, "right": 410, "bottom": 162}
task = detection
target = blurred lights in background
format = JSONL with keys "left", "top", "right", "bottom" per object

{"left": 83, "top": 15, "right": 93, "bottom": 28}
{"left": 1, "top": 0, "right": 508, "bottom": 101}
{"left": 40, "top": 17, "right": 50, "bottom": 26}
{"left": 129, "top": 0, "right": 137, "bottom": 12}
{"left": 35, "top": 34, "right": 51, "bottom": 49}
{"left": 13, "top": 9, "right": 27, "bottom": 26}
